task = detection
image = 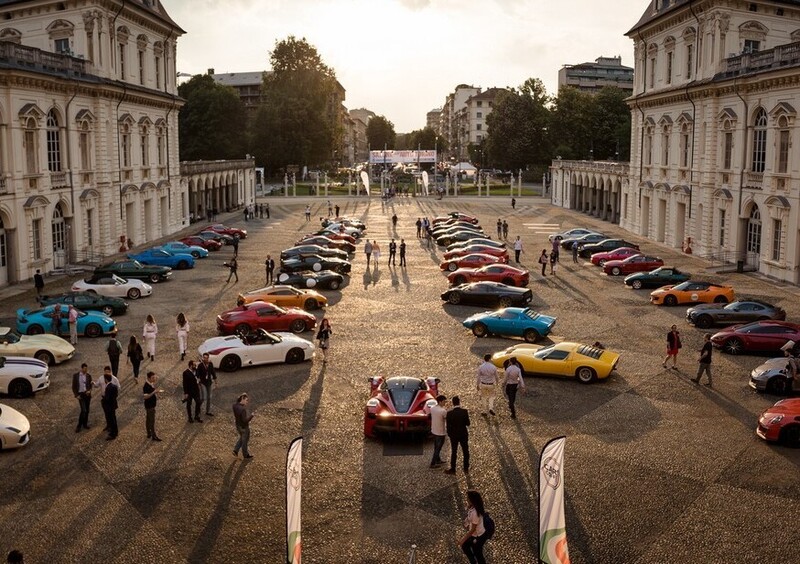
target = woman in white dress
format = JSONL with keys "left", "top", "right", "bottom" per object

{"left": 176, "top": 312, "right": 190, "bottom": 361}
{"left": 143, "top": 314, "right": 159, "bottom": 361}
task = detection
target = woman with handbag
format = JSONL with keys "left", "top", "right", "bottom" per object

{"left": 127, "top": 335, "right": 145, "bottom": 382}
{"left": 316, "top": 318, "right": 332, "bottom": 363}
{"left": 663, "top": 324, "right": 682, "bottom": 370}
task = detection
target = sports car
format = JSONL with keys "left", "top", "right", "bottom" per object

{"left": 275, "top": 270, "right": 345, "bottom": 290}
{"left": 624, "top": 267, "right": 691, "bottom": 290}
{"left": 0, "top": 356, "right": 49, "bottom": 397}
{"left": 431, "top": 218, "right": 476, "bottom": 230}
{"left": 711, "top": 321, "right": 800, "bottom": 355}
{"left": 0, "top": 403, "right": 30, "bottom": 450}
{"left": 490, "top": 342, "right": 620, "bottom": 384}
{"left": 432, "top": 224, "right": 483, "bottom": 238}
{"left": 579, "top": 239, "right": 640, "bottom": 258}
{"left": 72, "top": 274, "right": 152, "bottom": 300}
{"left": 38, "top": 291, "right": 128, "bottom": 316}
{"left": 603, "top": 254, "right": 664, "bottom": 276}
{"left": 280, "top": 245, "right": 350, "bottom": 261}
{"left": 204, "top": 223, "right": 247, "bottom": 239}
{"left": 238, "top": 284, "right": 328, "bottom": 310}
{"left": 447, "top": 239, "right": 506, "bottom": 252}
{"left": 561, "top": 232, "right": 607, "bottom": 250}
{"left": 433, "top": 212, "right": 479, "bottom": 224}
{"left": 93, "top": 260, "right": 171, "bottom": 283}
{"left": 437, "top": 231, "right": 492, "bottom": 247}
{"left": 180, "top": 235, "right": 222, "bottom": 251}
{"left": 756, "top": 398, "right": 800, "bottom": 446}
{"left": 198, "top": 329, "right": 315, "bottom": 372}
{"left": 128, "top": 249, "right": 195, "bottom": 270}
{"left": 549, "top": 228, "right": 599, "bottom": 243}
{"left": 364, "top": 376, "right": 440, "bottom": 438}
{"left": 687, "top": 299, "right": 786, "bottom": 329}
{"left": 441, "top": 282, "right": 533, "bottom": 308}
{"left": 295, "top": 236, "right": 356, "bottom": 254}
{"left": 650, "top": 281, "right": 735, "bottom": 306}
{"left": 216, "top": 302, "right": 317, "bottom": 335}
{"left": 590, "top": 247, "right": 641, "bottom": 267}
{"left": 280, "top": 255, "right": 352, "bottom": 275}
{"left": 462, "top": 307, "right": 556, "bottom": 342}
{"left": 321, "top": 217, "right": 366, "bottom": 231}
{"left": 0, "top": 327, "right": 75, "bottom": 365}
{"left": 308, "top": 230, "right": 356, "bottom": 244}
{"left": 158, "top": 241, "right": 209, "bottom": 259}
{"left": 440, "top": 253, "right": 506, "bottom": 272}
{"left": 17, "top": 306, "right": 117, "bottom": 338}
{"left": 197, "top": 231, "right": 234, "bottom": 245}
{"left": 317, "top": 222, "right": 362, "bottom": 238}
{"left": 447, "top": 264, "right": 530, "bottom": 287}
{"left": 749, "top": 357, "right": 798, "bottom": 394}
{"left": 443, "top": 245, "right": 510, "bottom": 261}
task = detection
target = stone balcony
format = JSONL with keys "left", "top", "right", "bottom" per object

{"left": 551, "top": 159, "right": 630, "bottom": 176}
{"left": 0, "top": 41, "right": 89, "bottom": 77}
{"left": 719, "top": 41, "right": 800, "bottom": 78}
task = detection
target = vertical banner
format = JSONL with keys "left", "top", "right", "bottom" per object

{"left": 539, "top": 436, "right": 570, "bottom": 564}
{"left": 286, "top": 436, "right": 303, "bottom": 564}
{"left": 360, "top": 171, "right": 370, "bottom": 196}
{"left": 421, "top": 171, "right": 429, "bottom": 196}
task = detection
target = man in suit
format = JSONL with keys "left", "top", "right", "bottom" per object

{"left": 444, "top": 396, "right": 471, "bottom": 475}
{"left": 101, "top": 372, "right": 119, "bottom": 440}
{"left": 71, "top": 363, "right": 93, "bottom": 432}
{"left": 388, "top": 239, "right": 397, "bottom": 266}
{"left": 182, "top": 360, "right": 203, "bottom": 423}
{"left": 265, "top": 255, "right": 276, "bottom": 285}
{"left": 196, "top": 353, "right": 217, "bottom": 417}
{"left": 33, "top": 269, "right": 44, "bottom": 297}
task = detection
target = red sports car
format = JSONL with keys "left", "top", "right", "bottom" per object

{"left": 756, "top": 398, "right": 800, "bottom": 446}
{"left": 204, "top": 223, "right": 247, "bottom": 239}
{"left": 295, "top": 236, "right": 356, "bottom": 254}
{"left": 448, "top": 264, "right": 530, "bottom": 287}
{"left": 364, "top": 376, "right": 440, "bottom": 438}
{"left": 216, "top": 301, "right": 316, "bottom": 335}
{"left": 590, "top": 247, "right": 640, "bottom": 266}
{"left": 603, "top": 254, "right": 664, "bottom": 276}
{"left": 443, "top": 245, "right": 510, "bottom": 261}
{"left": 180, "top": 236, "right": 222, "bottom": 251}
{"left": 432, "top": 213, "right": 479, "bottom": 225}
{"left": 440, "top": 253, "right": 506, "bottom": 272}
{"left": 711, "top": 320, "right": 800, "bottom": 355}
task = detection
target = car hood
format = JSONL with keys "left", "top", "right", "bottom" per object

{"left": 0, "top": 403, "right": 30, "bottom": 433}
{"left": 761, "top": 398, "right": 800, "bottom": 417}
{"left": 21, "top": 334, "right": 76, "bottom": 351}
{"left": 687, "top": 304, "right": 725, "bottom": 314}
{"left": 753, "top": 357, "right": 791, "bottom": 374}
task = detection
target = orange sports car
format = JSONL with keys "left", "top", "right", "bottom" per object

{"left": 237, "top": 285, "right": 328, "bottom": 310}
{"left": 649, "top": 280, "right": 735, "bottom": 306}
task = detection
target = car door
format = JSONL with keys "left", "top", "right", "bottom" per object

{"left": 73, "top": 294, "right": 93, "bottom": 311}
{"left": 271, "top": 288, "right": 296, "bottom": 308}
{"left": 482, "top": 312, "right": 506, "bottom": 334}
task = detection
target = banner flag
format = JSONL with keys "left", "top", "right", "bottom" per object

{"left": 360, "top": 171, "right": 370, "bottom": 196}
{"left": 286, "top": 436, "right": 303, "bottom": 564}
{"left": 421, "top": 171, "right": 429, "bottom": 196}
{"left": 539, "top": 436, "right": 570, "bottom": 564}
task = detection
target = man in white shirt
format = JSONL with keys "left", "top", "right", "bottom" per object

{"left": 513, "top": 236, "right": 524, "bottom": 264}
{"left": 428, "top": 395, "right": 448, "bottom": 468}
{"left": 476, "top": 354, "right": 499, "bottom": 416}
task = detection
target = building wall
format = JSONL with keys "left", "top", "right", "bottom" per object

{"left": 558, "top": 56, "right": 634, "bottom": 94}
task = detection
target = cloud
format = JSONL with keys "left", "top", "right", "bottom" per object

{"left": 398, "top": 0, "right": 433, "bottom": 9}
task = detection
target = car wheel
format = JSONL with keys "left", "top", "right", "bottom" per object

{"left": 235, "top": 323, "right": 251, "bottom": 335}
{"left": 149, "top": 274, "right": 161, "bottom": 283}
{"left": 779, "top": 425, "right": 800, "bottom": 447}
{"left": 472, "top": 323, "right": 488, "bottom": 338}
{"left": 598, "top": 259, "right": 607, "bottom": 267}
{"left": 502, "top": 277, "right": 516, "bottom": 286}
{"left": 328, "top": 279, "right": 341, "bottom": 290}
{"left": 631, "top": 279, "right": 643, "bottom": 290}
{"left": 523, "top": 329, "right": 539, "bottom": 343}
{"left": 34, "top": 350, "right": 55, "bottom": 365}
{"left": 220, "top": 354, "right": 241, "bottom": 372}
{"left": 27, "top": 325, "right": 44, "bottom": 336}
{"left": 191, "top": 251, "right": 201, "bottom": 258}
{"left": 127, "top": 288, "right": 142, "bottom": 299}
{"left": 664, "top": 295, "right": 678, "bottom": 307}
{"left": 8, "top": 379, "right": 33, "bottom": 398}
{"left": 177, "top": 260, "right": 190, "bottom": 270}
{"left": 766, "top": 376, "right": 791, "bottom": 395}
{"left": 85, "top": 323, "right": 103, "bottom": 338}
{"left": 289, "top": 319, "right": 306, "bottom": 334}
{"left": 285, "top": 348, "right": 304, "bottom": 364}
{"left": 723, "top": 338, "right": 743, "bottom": 355}
{"left": 576, "top": 366, "right": 597, "bottom": 384}
{"left": 611, "top": 266, "right": 621, "bottom": 276}
{"left": 498, "top": 296, "right": 513, "bottom": 308}
{"left": 694, "top": 315, "right": 715, "bottom": 329}
{"left": 102, "top": 305, "right": 114, "bottom": 316}
{"left": 448, "top": 263, "right": 458, "bottom": 272}
{"left": 303, "top": 298, "right": 319, "bottom": 311}
{"left": 448, "top": 292, "right": 462, "bottom": 305}
{"left": 451, "top": 275, "right": 466, "bottom": 286}
{"left": 713, "top": 295, "right": 729, "bottom": 304}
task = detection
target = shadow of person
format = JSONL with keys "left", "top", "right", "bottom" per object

{"left": 372, "top": 267, "right": 381, "bottom": 286}
{"left": 390, "top": 269, "right": 400, "bottom": 291}
{"left": 362, "top": 270, "right": 373, "bottom": 289}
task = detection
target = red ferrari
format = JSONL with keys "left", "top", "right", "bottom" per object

{"left": 590, "top": 247, "right": 640, "bottom": 266}
{"left": 443, "top": 245, "right": 509, "bottom": 261}
{"left": 204, "top": 223, "right": 247, "bottom": 239}
{"left": 757, "top": 398, "right": 800, "bottom": 446}
{"left": 180, "top": 236, "right": 222, "bottom": 251}
{"left": 711, "top": 320, "right": 800, "bottom": 355}
{"left": 216, "top": 301, "right": 316, "bottom": 335}
{"left": 448, "top": 264, "right": 530, "bottom": 287}
{"left": 432, "top": 213, "right": 479, "bottom": 225}
{"left": 603, "top": 255, "right": 664, "bottom": 276}
{"left": 364, "top": 376, "right": 440, "bottom": 438}
{"left": 440, "top": 253, "right": 506, "bottom": 272}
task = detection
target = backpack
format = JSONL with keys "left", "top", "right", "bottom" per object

{"left": 482, "top": 512, "right": 495, "bottom": 540}
{"left": 108, "top": 339, "right": 121, "bottom": 356}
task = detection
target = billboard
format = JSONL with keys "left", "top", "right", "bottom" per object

{"left": 368, "top": 150, "right": 436, "bottom": 164}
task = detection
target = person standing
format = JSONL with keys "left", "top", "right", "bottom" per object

{"left": 460, "top": 490, "right": 488, "bottom": 564}
{"left": 265, "top": 255, "right": 275, "bottom": 285}
{"left": 444, "top": 396, "right": 470, "bottom": 475}
{"left": 232, "top": 393, "right": 254, "bottom": 459}
{"left": 34, "top": 269, "right": 44, "bottom": 297}
{"left": 538, "top": 249, "right": 549, "bottom": 276}
{"left": 502, "top": 220, "right": 509, "bottom": 239}
{"left": 399, "top": 239, "right": 407, "bottom": 267}
{"left": 476, "top": 354, "right": 498, "bottom": 416}
{"left": 127, "top": 336, "right": 144, "bottom": 382}
{"left": 551, "top": 238, "right": 560, "bottom": 262}
{"left": 334, "top": 204, "right": 340, "bottom": 217}
{"left": 364, "top": 240, "right": 373, "bottom": 268}
{"left": 176, "top": 312, "right": 190, "bottom": 361}
{"left": 513, "top": 236, "right": 524, "bottom": 264}
{"left": 316, "top": 318, "right": 332, "bottom": 363}
{"left": 67, "top": 305, "right": 79, "bottom": 346}
{"left": 549, "top": 251, "right": 557, "bottom": 276}
{"left": 692, "top": 333, "right": 713, "bottom": 386}
{"left": 101, "top": 370, "right": 119, "bottom": 440}
{"left": 51, "top": 304, "right": 62, "bottom": 336}
{"left": 142, "top": 371, "right": 163, "bottom": 441}
{"left": 196, "top": 352, "right": 217, "bottom": 416}
{"left": 662, "top": 325, "right": 682, "bottom": 369}
{"left": 226, "top": 257, "right": 239, "bottom": 283}
{"left": 572, "top": 240, "right": 579, "bottom": 263}
{"left": 72, "top": 363, "right": 93, "bottom": 432}
{"left": 416, "top": 218, "right": 423, "bottom": 238}
{"left": 511, "top": 197, "right": 516, "bottom": 210}
{"left": 391, "top": 213, "right": 398, "bottom": 230}
{"left": 182, "top": 360, "right": 202, "bottom": 423}
{"left": 106, "top": 335, "right": 123, "bottom": 377}
{"left": 243, "top": 206, "right": 249, "bottom": 222}
{"left": 388, "top": 239, "right": 397, "bottom": 266}
{"left": 231, "top": 234, "right": 240, "bottom": 258}
{"left": 428, "top": 395, "right": 448, "bottom": 468}
{"left": 503, "top": 358, "right": 525, "bottom": 419}
{"left": 143, "top": 314, "right": 158, "bottom": 360}
{"left": 265, "top": 203, "right": 270, "bottom": 219}
{"left": 496, "top": 219, "right": 502, "bottom": 239}
{"left": 260, "top": 203, "right": 265, "bottom": 219}
{"left": 372, "top": 240, "right": 381, "bottom": 266}
{"left": 304, "top": 205, "right": 311, "bottom": 221}
{"left": 327, "top": 200, "right": 333, "bottom": 217}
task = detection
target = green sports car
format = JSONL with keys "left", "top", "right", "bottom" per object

{"left": 37, "top": 291, "right": 128, "bottom": 316}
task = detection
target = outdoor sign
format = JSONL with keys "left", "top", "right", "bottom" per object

{"left": 539, "top": 436, "right": 570, "bottom": 564}
{"left": 286, "top": 437, "right": 303, "bottom": 564}
{"left": 368, "top": 150, "right": 436, "bottom": 164}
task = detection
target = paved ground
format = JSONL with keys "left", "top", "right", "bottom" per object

{"left": 0, "top": 195, "right": 798, "bottom": 563}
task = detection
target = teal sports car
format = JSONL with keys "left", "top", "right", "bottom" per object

{"left": 129, "top": 249, "right": 195, "bottom": 270}
{"left": 623, "top": 266, "right": 691, "bottom": 289}
{"left": 16, "top": 305, "right": 117, "bottom": 338}
{"left": 462, "top": 307, "right": 556, "bottom": 342}
{"left": 157, "top": 241, "right": 209, "bottom": 259}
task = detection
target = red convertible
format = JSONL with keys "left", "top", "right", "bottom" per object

{"left": 204, "top": 223, "right": 247, "bottom": 239}
{"left": 443, "top": 245, "right": 509, "bottom": 261}
{"left": 590, "top": 247, "right": 640, "bottom": 266}
{"left": 757, "top": 398, "right": 800, "bottom": 446}
{"left": 216, "top": 301, "right": 316, "bottom": 335}
{"left": 603, "top": 255, "right": 664, "bottom": 276}
{"left": 364, "top": 376, "right": 440, "bottom": 438}
{"left": 447, "top": 264, "right": 530, "bottom": 287}
{"left": 180, "top": 236, "right": 221, "bottom": 251}
{"left": 440, "top": 253, "right": 506, "bottom": 272}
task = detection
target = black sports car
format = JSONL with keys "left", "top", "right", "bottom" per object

{"left": 38, "top": 291, "right": 128, "bottom": 316}
{"left": 279, "top": 255, "right": 352, "bottom": 275}
{"left": 275, "top": 270, "right": 345, "bottom": 290}
{"left": 623, "top": 266, "right": 691, "bottom": 289}
{"left": 280, "top": 246, "right": 350, "bottom": 261}
{"left": 93, "top": 259, "right": 171, "bottom": 283}
{"left": 686, "top": 299, "right": 787, "bottom": 329}
{"left": 295, "top": 236, "right": 356, "bottom": 254}
{"left": 561, "top": 232, "right": 607, "bottom": 250}
{"left": 579, "top": 239, "right": 640, "bottom": 258}
{"left": 441, "top": 281, "right": 533, "bottom": 307}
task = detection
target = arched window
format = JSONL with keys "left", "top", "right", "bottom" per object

{"left": 777, "top": 115, "right": 790, "bottom": 174}
{"left": 23, "top": 116, "right": 38, "bottom": 175}
{"left": 46, "top": 110, "right": 62, "bottom": 172}
{"left": 751, "top": 108, "right": 767, "bottom": 173}
{"left": 722, "top": 119, "right": 733, "bottom": 169}
{"left": 746, "top": 206, "right": 761, "bottom": 254}
{"left": 52, "top": 203, "right": 66, "bottom": 253}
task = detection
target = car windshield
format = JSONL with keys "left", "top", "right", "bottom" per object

{"left": 533, "top": 345, "right": 556, "bottom": 359}
{"left": 384, "top": 378, "right": 426, "bottom": 414}
{"left": 2, "top": 330, "right": 20, "bottom": 343}
{"left": 111, "top": 275, "right": 126, "bottom": 284}
{"left": 672, "top": 281, "right": 691, "bottom": 291}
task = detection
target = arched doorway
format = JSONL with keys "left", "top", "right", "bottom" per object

{"left": 746, "top": 205, "right": 762, "bottom": 260}
{"left": 52, "top": 203, "right": 66, "bottom": 267}
{"left": 0, "top": 216, "right": 7, "bottom": 286}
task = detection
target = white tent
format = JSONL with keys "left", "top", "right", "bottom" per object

{"left": 450, "top": 162, "right": 477, "bottom": 177}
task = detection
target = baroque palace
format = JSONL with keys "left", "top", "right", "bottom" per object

{"left": 551, "top": 0, "right": 800, "bottom": 285}
{"left": 0, "top": 0, "right": 254, "bottom": 287}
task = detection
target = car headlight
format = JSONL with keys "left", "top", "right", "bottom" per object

{"left": 30, "top": 373, "right": 45, "bottom": 379}
{"left": 366, "top": 398, "right": 379, "bottom": 408}
{"left": 769, "top": 415, "right": 784, "bottom": 424}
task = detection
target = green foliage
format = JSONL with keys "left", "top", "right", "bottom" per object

{"left": 178, "top": 75, "right": 247, "bottom": 161}
{"left": 366, "top": 115, "right": 396, "bottom": 150}
{"left": 549, "top": 86, "right": 593, "bottom": 160}
{"left": 588, "top": 87, "right": 631, "bottom": 161}
{"left": 406, "top": 126, "right": 445, "bottom": 151}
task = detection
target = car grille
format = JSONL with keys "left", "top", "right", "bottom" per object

{"left": 18, "top": 432, "right": 30, "bottom": 445}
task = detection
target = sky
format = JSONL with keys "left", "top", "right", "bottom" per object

{"left": 171, "top": 0, "right": 648, "bottom": 132}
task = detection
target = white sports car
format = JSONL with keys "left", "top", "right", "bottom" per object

{"left": 0, "top": 403, "right": 31, "bottom": 450}
{"left": 72, "top": 274, "right": 153, "bottom": 300}
{"left": 0, "top": 356, "right": 50, "bottom": 397}
{"left": 198, "top": 329, "right": 315, "bottom": 372}
{"left": 0, "top": 327, "right": 75, "bottom": 365}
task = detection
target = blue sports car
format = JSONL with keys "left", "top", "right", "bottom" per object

{"left": 462, "top": 307, "right": 556, "bottom": 342}
{"left": 157, "top": 241, "right": 209, "bottom": 259}
{"left": 16, "top": 305, "right": 117, "bottom": 338}
{"left": 128, "top": 248, "right": 195, "bottom": 270}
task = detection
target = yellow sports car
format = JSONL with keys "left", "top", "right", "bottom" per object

{"left": 0, "top": 326, "right": 76, "bottom": 365}
{"left": 491, "top": 342, "right": 619, "bottom": 384}
{"left": 649, "top": 280, "right": 735, "bottom": 306}
{"left": 238, "top": 285, "right": 328, "bottom": 310}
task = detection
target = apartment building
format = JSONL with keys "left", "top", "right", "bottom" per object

{"left": 558, "top": 55, "right": 634, "bottom": 94}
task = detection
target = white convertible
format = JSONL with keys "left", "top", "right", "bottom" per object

{"left": 198, "top": 329, "right": 315, "bottom": 372}
{"left": 72, "top": 274, "right": 153, "bottom": 300}
{"left": 0, "top": 403, "right": 30, "bottom": 450}
{"left": 0, "top": 356, "right": 49, "bottom": 397}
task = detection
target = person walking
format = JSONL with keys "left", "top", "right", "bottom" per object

{"left": 231, "top": 234, "right": 240, "bottom": 258}
{"left": 460, "top": 490, "right": 489, "bottom": 564}
{"left": 538, "top": 249, "right": 549, "bottom": 276}
{"left": 511, "top": 197, "right": 516, "bottom": 210}
{"left": 232, "top": 393, "right": 254, "bottom": 459}
{"left": 304, "top": 205, "right": 311, "bottom": 221}
{"left": 265, "top": 255, "right": 276, "bottom": 285}
{"left": 265, "top": 203, "right": 270, "bottom": 218}
{"left": 416, "top": 218, "right": 423, "bottom": 238}
{"left": 391, "top": 213, "right": 398, "bottom": 230}
{"left": 364, "top": 240, "right": 373, "bottom": 268}
{"left": 399, "top": 239, "right": 407, "bottom": 267}
{"left": 549, "top": 251, "right": 557, "bottom": 275}
{"left": 106, "top": 335, "right": 123, "bottom": 377}
{"left": 476, "top": 354, "right": 498, "bottom": 416}
{"left": 143, "top": 314, "right": 158, "bottom": 360}
{"left": 513, "top": 236, "right": 524, "bottom": 264}
{"left": 326, "top": 200, "right": 333, "bottom": 217}
{"left": 176, "top": 312, "right": 190, "bottom": 361}
{"left": 334, "top": 204, "right": 340, "bottom": 217}
{"left": 428, "top": 395, "right": 447, "bottom": 468}
{"left": 502, "top": 220, "right": 509, "bottom": 239}
{"left": 388, "top": 239, "right": 397, "bottom": 266}
{"left": 662, "top": 325, "right": 682, "bottom": 369}
{"left": 572, "top": 240, "right": 579, "bottom": 263}
{"left": 127, "top": 336, "right": 144, "bottom": 382}
{"left": 67, "top": 305, "right": 79, "bottom": 346}
{"left": 182, "top": 360, "right": 202, "bottom": 423}
{"left": 372, "top": 240, "right": 381, "bottom": 266}
{"left": 51, "top": 304, "right": 63, "bottom": 336}
{"left": 503, "top": 357, "right": 525, "bottom": 419}
{"left": 34, "top": 269, "right": 44, "bottom": 297}
{"left": 197, "top": 352, "right": 217, "bottom": 416}
{"left": 243, "top": 206, "right": 249, "bottom": 222}
{"left": 692, "top": 333, "right": 713, "bottom": 386}
{"left": 225, "top": 257, "right": 239, "bottom": 283}
{"left": 551, "top": 238, "right": 560, "bottom": 262}
{"left": 316, "top": 318, "right": 332, "bottom": 363}
{"left": 72, "top": 363, "right": 93, "bottom": 432}
{"left": 444, "top": 396, "right": 470, "bottom": 475}
{"left": 496, "top": 219, "right": 502, "bottom": 239}
{"left": 101, "top": 371, "right": 119, "bottom": 440}
{"left": 143, "top": 371, "right": 163, "bottom": 441}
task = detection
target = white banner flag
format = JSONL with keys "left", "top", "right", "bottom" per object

{"left": 286, "top": 436, "right": 303, "bottom": 564}
{"left": 421, "top": 171, "right": 429, "bottom": 196}
{"left": 360, "top": 171, "right": 370, "bottom": 196}
{"left": 539, "top": 436, "right": 570, "bottom": 564}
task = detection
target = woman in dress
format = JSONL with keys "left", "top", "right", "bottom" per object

{"left": 176, "top": 312, "right": 190, "bottom": 361}
{"left": 371, "top": 240, "right": 381, "bottom": 267}
{"left": 316, "top": 318, "right": 332, "bottom": 363}
{"left": 459, "top": 490, "right": 487, "bottom": 564}
{"left": 127, "top": 335, "right": 144, "bottom": 382}
{"left": 143, "top": 314, "right": 158, "bottom": 361}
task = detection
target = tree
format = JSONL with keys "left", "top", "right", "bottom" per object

{"left": 406, "top": 126, "right": 446, "bottom": 151}
{"left": 588, "top": 87, "right": 631, "bottom": 161}
{"left": 549, "top": 86, "right": 593, "bottom": 161}
{"left": 366, "top": 115, "right": 396, "bottom": 150}
{"left": 178, "top": 74, "right": 247, "bottom": 161}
